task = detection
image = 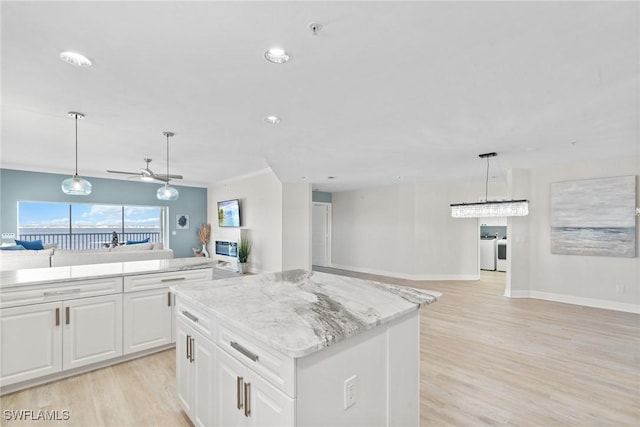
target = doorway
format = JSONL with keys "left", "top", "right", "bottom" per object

{"left": 477, "top": 217, "right": 511, "bottom": 296}
{"left": 312, "top": 202, "right": 331, "bottom": 267}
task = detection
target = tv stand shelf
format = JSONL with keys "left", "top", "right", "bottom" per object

{"left": 214, "top": 259, "right": 237, "bottom": 272}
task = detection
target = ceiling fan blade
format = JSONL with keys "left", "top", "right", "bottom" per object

{"left": 107, "top": 170, "right": 141, "bottom": 176}
{"left": 155, "top": 174, "right": 183, "bottom": 180}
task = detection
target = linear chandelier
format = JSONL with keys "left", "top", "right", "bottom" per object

{"left": 450, "top": 152, "right": 529, "bottom": 218}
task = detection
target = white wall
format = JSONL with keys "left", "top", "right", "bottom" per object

{"left": 332, "top": 185, "right": 415, "bottom": 277}
{"left": 510, "top": 156, "right": 640, "bottom": 312}
{"left": 208, "top": 170, "right": 312, "bottom": 273}
{"left": 208, "top": 169, "right": 283, "bottom": 273}
{"left": 331, "top": 182, "right": 483, "bottom": 279}
{"left": 207, "top": 156, "right": 638, "bottom": 312}
{"left": 282, "top": 183, "right": 312, "bottom": 270}
{"left": 507, "top": 168, "right": 532, "bottom": 297}
{"left": 413, "top": 181, "right": 483, "bottom": 278}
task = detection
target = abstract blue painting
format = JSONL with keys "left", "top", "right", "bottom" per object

{"left": 550, "top": 176, "right": 636, "bottom": 257}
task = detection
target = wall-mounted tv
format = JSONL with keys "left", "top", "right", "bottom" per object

{"left": 217, "top": 199, "right": 241, "bottom": 227}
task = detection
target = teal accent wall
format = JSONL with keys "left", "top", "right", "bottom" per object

{"left": 312, "top": 191, "right": 332, "bottom": 203}
{"left": 0, "top": 169, "right": 207, "bottom": 258}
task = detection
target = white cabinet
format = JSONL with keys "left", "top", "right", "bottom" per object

{"left": 176, "top": 297, "right": 294, "bottom": 427}
{"left": 0, "top": 264, "right": 220, "bottom": 395}
{"left": 123, "top": 268, "right": 213, "bottom": 355}
{"left": 123, "top": 289, "right": 173, "bottom": 354}
{"left": 176, "top": 316, "right": 216, "bottom": 427}
{"left": 63, "top": 294, "right": 123, "bottom": 370}
{"left": 216, "top": 345, "right": 294, "bottom": 427}
{"left": 0, "top": 294, "right": 122, "bottom": 386}
{"left": 0, "top": 302, "right": 62, "bottom": 385}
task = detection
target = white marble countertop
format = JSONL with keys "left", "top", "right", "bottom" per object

{"left": 171, "top": 269, "right": 441, "bottom": 358}
{"left": 0, "top": 258, "right": 227, "bottom": 288}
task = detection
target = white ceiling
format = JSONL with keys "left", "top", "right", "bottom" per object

{"left": 1, "top": 1, "right": 638, "bottom": 192}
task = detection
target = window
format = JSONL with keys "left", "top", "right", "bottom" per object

{"left": 18, "top": 202, "right": 165, "bottom": 250}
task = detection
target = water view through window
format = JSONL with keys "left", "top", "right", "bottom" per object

{"left": 18, "top": 202, "right": 163, "bottom": 249}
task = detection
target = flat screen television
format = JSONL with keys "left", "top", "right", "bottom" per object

{"left": 217, "top": 199, "right": 241, "bottom": 227}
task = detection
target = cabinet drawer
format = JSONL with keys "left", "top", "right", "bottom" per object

{"left": 175, "top": 297, "right": 216, "bottom": 341}
{"left": 218, "top": 323, "right": 295, "bottom": 397}
{"left": 0, "top": 277, "right": 123, "bottom": 309}
{"left": 124, "top": 269, "right": 213, "bottom": 292}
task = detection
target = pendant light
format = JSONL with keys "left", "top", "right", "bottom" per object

{"left": 156, "top": 131, "right": 179, "bottom": 201}
{"left": 61, "top": 112, "right": 92, "bottom": 195}
{"left": 450, "top": 152, "right": 529, "bottom": 218}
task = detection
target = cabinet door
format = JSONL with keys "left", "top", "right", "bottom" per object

{"left": 0, "top": 302, "right": 62, "bottom": 386}
{"left": 192, "top": 330, "right": 216, "bottom": 427}
{"left": 216, "top": 346, "right": 250, "bottom": 427}
{"left": 176, "top": 318, "right": 194, "bottom": 416}
{"left": 123, "top": 288, "right": 172, "bottom": 354}
{"left": 216, "top": 346, "right": 294, "bottom": 427}
{"left": 247, "top": 366, "right": 294, "bottom": 427}
{"left": 62, "top": 294, "right": 123, "bottom": 370}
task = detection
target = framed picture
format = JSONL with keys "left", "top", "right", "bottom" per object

{"left": 550, "top": 176, "right": 636, "bottom": 257}
{"left": 176, "top": 214, "right": 189, "bottom": 230}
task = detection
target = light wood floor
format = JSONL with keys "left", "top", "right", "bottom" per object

{"left": 1, "top": 270, "right": 638, "bottom": 426}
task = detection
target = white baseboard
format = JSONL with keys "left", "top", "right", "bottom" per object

{"left": 328, "top": 263, "right": 479, "bottom": 281}
{"left": 509, "top": 290, "right": 640, "bottom": 314}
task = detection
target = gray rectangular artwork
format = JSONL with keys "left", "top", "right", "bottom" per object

{"left": 550, "top": 176, "right": 636, "bottom": 257}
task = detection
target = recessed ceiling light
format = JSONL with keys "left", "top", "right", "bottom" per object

{"left": 264, "top": 115, "right": 281, "bottom": 124}
{"left": 264, "top": 48, "right": 290, "bottom": 64}
{"left": 59, "top": 51, "right": 92, "bottom": 67}
{"left": 327, "top": 176, "right": 335, "bottom": 180}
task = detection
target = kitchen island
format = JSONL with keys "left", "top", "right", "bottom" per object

{"left": 0, "top": 258, "right": 237, "bottom": 395}
{"left": 172, "top": 269, "right": 440, "bottom": 427}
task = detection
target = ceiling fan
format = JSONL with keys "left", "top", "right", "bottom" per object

{"left": 106, "top": 158, "right": 183, "bottom": 183}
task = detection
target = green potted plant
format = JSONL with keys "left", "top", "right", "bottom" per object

{"left": 237, "top": 236, "right": 252, "bottom": 274}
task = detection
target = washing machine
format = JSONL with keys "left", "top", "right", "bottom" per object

{"left": 480, "top": 238, "right": 496, "bottom": 271}
{"left": 496, "top": 239, "right": 507, "bottom": 272}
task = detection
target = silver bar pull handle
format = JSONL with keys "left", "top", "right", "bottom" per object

{"left": 161, "top": 277, "right": 186, "bottom": 283}
{"left": 186, "top": 334, "right": 191, "bottom": 361}
{"left": 55, "top": 307, "right": 60, "bottom": 326}
{"left": 230, "top": 341, "right": 259, "bottom": 362}
{"left": 190, "top": 337, "right": 195, "bottom": 362}
{"left": 236, "top": 376, "right": 244, "bottom": 410}
{"left": 244, "top": 382, "right": 251, "bottom": 417}
{"left": 182, "top": 310, "right": 199, "bottom": 323}
{"left": 44, "top": 289, "right": 81, "bottom": 297}
{"left": 65, "top": 307, "right": 70, "bottom": 325}
{"left": 167, "top": 291, "right": 171, "bottom": 307}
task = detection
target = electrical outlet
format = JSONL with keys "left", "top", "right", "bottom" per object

{"left": 344, "top": 375, "right": 357, "bottom": 409}
{"left": 1, "top": 233, "right": 16, "bottom": 239}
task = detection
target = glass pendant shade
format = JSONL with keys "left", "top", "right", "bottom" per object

{"left": 156, "top": 131, "right": 179, "bottom": 201}
{"left": 451, "top": 200, "right": 529, "bottom": 218}
{"left": 62, "top": 174, "right": 92, "bottom": 195}
{"left": 157, "top": 184, "right": 179, "bottom": 201}
{"left": 62, "top": 112, "right": 91, "bottom": 195}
